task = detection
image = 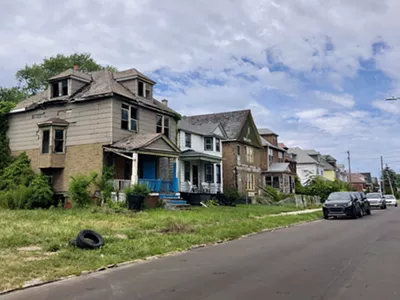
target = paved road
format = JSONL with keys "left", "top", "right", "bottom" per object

{"left": 3, "top": 208, "right": 400, "bottom": 300}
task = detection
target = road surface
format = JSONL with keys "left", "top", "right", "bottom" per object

{"left": 2, "top": 208, "right": 400, "bottom": 300}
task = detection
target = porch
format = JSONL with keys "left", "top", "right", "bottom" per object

{"left": 179, "top": 150, "right": 223, "bottom": 194}
{"left": 263, "top": 163, "right": 295, "bottom": 194}
{"left": 105, "top": 133, "right": 181, "bottom": 194}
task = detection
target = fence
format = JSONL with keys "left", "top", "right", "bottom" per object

{"left": 278, "top": 195, "right": 321, "bottom": 208}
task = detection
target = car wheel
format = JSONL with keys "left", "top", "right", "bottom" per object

{"left": 352, "top": 206, "right": 358, "bottom": 219}
{"left": 381, "top": 204, "right": 385, "bottom": 209}
{"left": 358, "top": 207, "right": 363, "bottom": 218}
{"left": 323, "top": 212, "right": 329, "bottom": 219}
{"left": 395, "top": 203, "right": 398, "bottom": 207}
{"left": 366, "top": 209, "right": 371, "bottom": 215}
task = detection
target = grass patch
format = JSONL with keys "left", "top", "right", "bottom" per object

{"left": 0, "top": 205, "right": 321, "bottom": 291}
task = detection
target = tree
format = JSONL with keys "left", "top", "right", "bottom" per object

{"left": 0, "top": 87, "right": 28, "bottom": 103}
{"left": 16, "top": 53, "right": 116, "bottom": 95}
{"left": 0, "top": 101, "right": 16, "bottom": 173}
{"left": 382, "top": 166, "right": 397, "bottom": 195}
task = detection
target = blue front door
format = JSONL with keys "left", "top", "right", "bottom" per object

{"left": 142, "top": 158, "right": 156, "bottom": 179}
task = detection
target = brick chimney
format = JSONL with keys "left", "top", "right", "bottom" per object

{"left": 162, "top": 99, "right": 168, "bottom": 106}
{"left": 73, "top": 65, "right": 79, "bottom": 70}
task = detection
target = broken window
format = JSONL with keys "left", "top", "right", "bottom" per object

{"left": 42, "top": 130, "right": 50, "bottom": 154}
{"left": 130, "top": 107, "right": 137, "bottom": 131}
{"left": 61, "top": 79, "right": 68, "bottom": 96}
{"left": 52, "top": 82, "right": 59, "bottom": 98}
{"left": 164, "top": 117, "right": 169, "bottom": 138}
{"left": 121, "top": 104, "right": 137, "bottom": 131}
{"left": 54, "top": 129, "right": 65, "bottom": 153}
{"left": 121, "top": 104, "right": 129, "bottom": 130}
{"left": 138, "top": 81, "right": 144, "bottom": 97}
{"left": 156, "top": 115, "right": 169, "bottom": 138}
{"left": 204, "top": 137, "right": 213, "bottom": 151}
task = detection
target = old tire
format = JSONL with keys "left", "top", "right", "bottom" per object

{"left": 76, "top": 230, "right": 104, "bottom": 250}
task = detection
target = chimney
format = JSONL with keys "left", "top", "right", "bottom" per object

{"left": 162, "top": 99, "right": 168, "bottom": 106}
{"left": 73, "top": 65, "right": 79, "bottom": 70}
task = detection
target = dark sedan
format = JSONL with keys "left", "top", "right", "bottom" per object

{"left": 323, "top": 192, "right": 363, "bottom": 219}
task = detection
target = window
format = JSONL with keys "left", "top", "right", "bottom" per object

{"left": 61, "top": 79, "right": 68, "bottom": 96}
{"left": 156, "top": 115, "right": 170, "bottom": 138}
{"left": 205, "top": 164, "right": 214, "bottom": 183}
{"left": 246, "top": 173, "right": 255, "bottom": 190}
{"left": 278, "top": 151, "right": 283, "bottom": 163}
{"left": 54, "top": 129, "right": 65, "bottom": 153}
{"left": 185, "top": 132, "right": 191, "bottom": 148}
{"left": 145, "top": 86, "right": 151, "bottom": 98}
{"left": 121, "top": 104, "right": 137, "bottom": 131}
{"left": 237, "top": 145, "right": 241, "bottom": 164}
{"left": 268, "top": 148, "right": 274, "bottom": 166}
{"left": 42, "top": 130, "right": 50, "bottom": 154}
{"left": 138, "top": 81, "right": 144, "bottom": 97}
{"left": 237, "top": 145, "right": 241, "bottom": 156}
{"left": 215, "top": 138, "right": 221, "bottom": 152}
{"left": 266, "top": 176, "right": 279, "bottom": 189}
{"left": 245, "top": 146, "right": 254, "bottom": 163}
{"left": 184, "top": 162, "right": 191, "bottom": 182}
{"left": 216, "top": 165, "right": 221, "bottom": 184}
{"left": 204, "top": 137, "right": 213, "bottom": 151}
{"left": 266, "top": 176, "right": 272, "bottom": 186}
{"left": 52, "top": 82, "right": 59, "bottom": 98}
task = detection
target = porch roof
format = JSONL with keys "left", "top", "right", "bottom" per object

{"left": 109, "top": 133, "right": 180, "bottom": 156}
{"left": 265, "top": 163, "right": 291, "bottom": 174}
{"left": 180, "top": 150, "right": 222, "bottom": 163}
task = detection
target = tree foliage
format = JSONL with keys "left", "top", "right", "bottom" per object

{"left": 16, "top": 53, "right": 117, "bottom": 95}
{"left": 68, "top": 172, "right": 98, "bottom": 207}
{"left": 0, "top": 87, "right": 28, "bottom": 103}
{"left": 382, "top": 166, "right": 397, "bottom": 195}
{"left": 0, "top": 101, "right": 16, "bottom": 173}
{"left": 297, "top": 176, "right": 351, "bottom": 202}
{"left": 0, "top": 152, "right": 35, "bottom": 190}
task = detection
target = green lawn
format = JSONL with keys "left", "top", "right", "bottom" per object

{"left": 0, "top": 205, "right": 321, "bottom": 291}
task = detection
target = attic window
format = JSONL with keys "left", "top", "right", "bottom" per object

{"left": 51, "top": 79, "right": 68, "bottom": 98}
{"left": 52, "top": 83, "right": 59, "bottom": 98}
{"left": 138, "top": 81, "right": 144, "bottom": 97}
{"left": 61, "top": 79, "right": 68, "bottom": 96}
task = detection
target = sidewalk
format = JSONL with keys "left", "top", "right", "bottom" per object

{"left": 270, "top": 208, "right": 321, "bottom": 217}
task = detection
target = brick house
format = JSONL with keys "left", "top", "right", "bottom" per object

{"left": 7, "top": 67, "right": 181, "bottom": 200}
{"left": 259, "top": 129, "right": 296, "bottom": 194}
{"left": 183, "top": 110, "right": 263, "bottom": 197}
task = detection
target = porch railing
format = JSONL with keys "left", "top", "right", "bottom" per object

{"left": 114, "top": 179, "right": 176, "bottom": 193}
{"left": 113, "top": 179, "right": 131, "bottom": 191}
{"left": 180, "top": 182, "right": 222, "bottom": 194}
{"left": 138, "top": 179, "right": 161, "bottom": 192}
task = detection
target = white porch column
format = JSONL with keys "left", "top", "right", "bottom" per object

{"left": 131, "top": 152, "right": 138, "bottom": 185}
{"left": 175, "top": 157, "right": 179, "bottom": 180}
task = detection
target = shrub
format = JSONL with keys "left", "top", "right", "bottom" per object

{"left": 0, "top": 153, "right": 35, "bottom": 190}
{"left": 0, "top": 186, "right": 33, "bottom": 209}
{"left": 261, "top": 185, "right": 282, "bottom": 202}
{"left": 28, "top": 174, "right": 53, "bottom": 209}
{"left": 95, "top": 165, "right": 115, "bottom": 205}
{"left": 124, "top": 183, "right": 151, "bottom": 198}
{"left": 68, "top": 172, "right": 98, "bottom": 207}
{"left": 222, "top": 189, "right": 246, "bottom": 205}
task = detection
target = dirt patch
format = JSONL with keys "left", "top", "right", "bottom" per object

{"left": 17, "top": 246, "right": 42, "bottom": 252}
{"left": 115, "top": 234, "right": 128, "bottom": 239}
{"left": 160, "top": 221, "right": 195, "bottom": 234}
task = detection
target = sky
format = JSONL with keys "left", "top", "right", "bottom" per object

{"left": 1, "top": 0, "right": 400, "bottom": 176}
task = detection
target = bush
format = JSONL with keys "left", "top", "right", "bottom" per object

{"left": 28, "top": 174, "right": 53, "bottom": 209}
{"left": 221, "top": 189, "right": 246, "bottom": 205}
{"left": 261, "top": 185, "right": 282, "bottom": 202}
{"left": 95, "top": 165, "right": 115, "bottom": 205}
{"left": 0, "top": 186, "right": 33, "bottom": 209}
{"left": 68, "top": 172, "right": 98, "bottom": 207}
{"left": 0, "top": 153, "right": 35, "bottom": 190}
{"left": 124, "top": 183, "right": 151, "bottom": 197}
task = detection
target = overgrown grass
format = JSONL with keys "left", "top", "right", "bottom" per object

{"left": 0, "top": 205, "right": 321, "bottom": 291}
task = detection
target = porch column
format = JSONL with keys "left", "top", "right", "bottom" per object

{"left": 131, "top": 152, "right": 138, "bottom": 185}
{"left": 172, "top": 157, "right": 179, "bottom": 193}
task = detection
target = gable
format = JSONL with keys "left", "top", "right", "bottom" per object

{"left": 237, "top": 114, "right": 262, "bottom": 147}
{"left": 213, "top": 125, "right": 226, "bottom": 138}
{"left": 144, "top": 138, "right": 179, "bottom": 153}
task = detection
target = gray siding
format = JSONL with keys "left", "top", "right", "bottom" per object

{"left": 8, "top": 98, "right": 113, "bottom": 151}
{"left": 111, "top": 98, "right": 177, "bottom": 145}
{"left": 70, "top": 79, "right": 87, "bottom": 95}
{"left": 119, "top": 79, "right": 138, "bottom": 96}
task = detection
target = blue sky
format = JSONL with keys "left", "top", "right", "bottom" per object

{"left": 1, "top": 0, "right": 400, "bottom": 177}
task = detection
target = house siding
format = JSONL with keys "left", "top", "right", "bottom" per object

{"left": 111, "top": 98, "right": 177, "bottom": 145}
{"left": 324, "top": 170, "right": 336, "bottom": 181}
{"left": 8, "top": 98, "right": 113, "bottom": 151}
{"left": 70, "top": 79, "right": 87, "bottom": 95}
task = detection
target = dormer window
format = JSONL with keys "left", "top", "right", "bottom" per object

{"left": 138, "top": 81, "right": 144, "bottom": 97}
{"left": 51, "top": 79, "right": 69, "bottom": 98}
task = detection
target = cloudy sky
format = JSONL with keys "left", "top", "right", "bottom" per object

{"left": 1, "top": 0, "right": 400, "bottom": 176}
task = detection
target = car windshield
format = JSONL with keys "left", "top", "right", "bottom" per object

{"left": 385, "top": 195, "right": 395, "bottom": 199}
{"left": 366, "top": 193, "right": 381, "bottom": 198}
{"left": 326, "top": 193, "right": 350, "bottom": 202}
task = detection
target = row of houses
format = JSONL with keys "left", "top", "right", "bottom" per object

{"left": 6, "top": 66, "right": 351, "bottom": 203}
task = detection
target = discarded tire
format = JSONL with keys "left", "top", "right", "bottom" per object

{"left": 75, "top": 229, "right": 104, "bottom": 250}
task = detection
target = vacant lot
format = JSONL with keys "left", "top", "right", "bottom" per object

{"left": 0, "top": 205, "right": 321, "bottom": 291}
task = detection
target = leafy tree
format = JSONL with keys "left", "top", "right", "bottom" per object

{"left": 298, "top": 176, "right": 350, "bottom": 202}
{"left": 16, "top": 53, "right": 117, "bottom": 95}
{"left": 0, "top": 101, "right": 16, "bottom": 173}
{"left": 0, "top": 87, "right": 28, "bottom": 103}
{"left": 0, "top": 152, "right": 35, "bottom": 190}
{"left": 28, "top": 174, "right": 54, "bottom": 209}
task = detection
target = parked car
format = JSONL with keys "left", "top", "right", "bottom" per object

{"left": 353, "top": 192, "right": 371, "bottom": 216}
{"left": 366, "top": 192, "right": 386, "bottom": 209}
{"left": 384, "top": 194, "right": 397, "bottom": 207}
{"left": 323, "top": 192, "right": 363, "bottom": 219}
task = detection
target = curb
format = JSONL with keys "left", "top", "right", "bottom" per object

{"left": 0, "top": 213, "right": 322, "bottom": 296}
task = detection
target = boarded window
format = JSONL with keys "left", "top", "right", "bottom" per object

{"left": 42, "top": 130, "right": 50, "bottom": 154}
{"left": 204, "top": 137, "right": 213, "bottom": 151}
{"left": 185, "top": 132, "right": 191, "bottom": 148}
{"left": 54, "top": 129, "right": 65, "bottom": 153}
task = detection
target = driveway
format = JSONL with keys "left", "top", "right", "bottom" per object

{"left": 2, "top": 208, "right": 400, "bottom": 300}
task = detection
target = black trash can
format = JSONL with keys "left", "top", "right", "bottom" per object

{"left": 127, "top": 194, "right": 145, "bottom": 211}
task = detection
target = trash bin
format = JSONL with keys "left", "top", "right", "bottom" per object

{"left": 127, "top": 194, "right": 145, "bottom": 211}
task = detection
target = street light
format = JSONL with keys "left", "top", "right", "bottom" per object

{"left": 385, "top": 96, "right": 400, "bottom": 101}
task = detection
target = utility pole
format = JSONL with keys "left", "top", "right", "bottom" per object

{"left": 381, "top": 156, "right": 385, "bottom": 194}
{"left": 347, "top": 151, "right": 352, "bottom": 185}
{"left": 385, "top": 164, "right": 395, "bottom": 195}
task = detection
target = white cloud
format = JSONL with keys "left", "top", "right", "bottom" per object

{"left": 314, "top": 91, "right": 355, "bottom": 108}
{"left": 296, "top": 108, "right": 328, "bottom": 119}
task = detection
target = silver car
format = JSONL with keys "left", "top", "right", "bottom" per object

{"left": 384, "top": 195, "right": 398, "bottom": 207}
{"left": 366, "top": 192, "right": 387, "bottom": 209}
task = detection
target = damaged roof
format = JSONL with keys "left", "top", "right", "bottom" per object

{"left": 110, "top": 133, "right": 180, "bottom": 153}
{"left": 183, "top": 110, "right": 250, "bottom": 140}
{"left": 12, "top": 68, "right": 178, "bottom": 117}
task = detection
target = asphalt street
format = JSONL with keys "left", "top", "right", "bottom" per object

{"left": 2, "top": 208, "right": 400, "bottom": 300}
